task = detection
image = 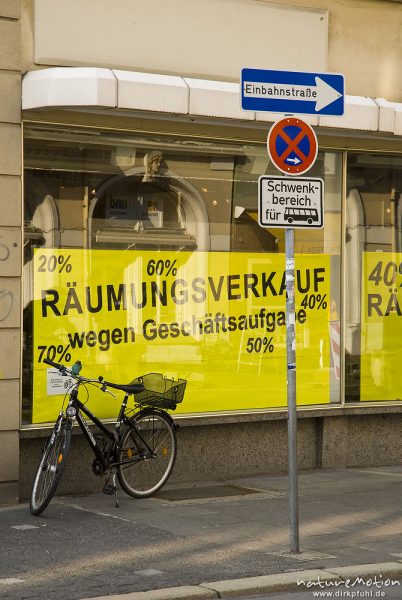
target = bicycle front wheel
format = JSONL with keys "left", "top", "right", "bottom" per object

{"left": 117, "top": 410, "right": 177, "bottom": 498}
{"left": 30, "top": 418, "right": 71, "bottom": 516}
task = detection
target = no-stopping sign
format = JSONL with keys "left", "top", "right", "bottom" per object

{"left": 267, "top": 117, "right": 318, "bottom": 175}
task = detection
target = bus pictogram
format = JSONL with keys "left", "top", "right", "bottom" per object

{"left": 284, "top": 207, "right": 319, "bottom": 225}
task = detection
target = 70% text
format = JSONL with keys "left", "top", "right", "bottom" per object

{"left": 38, "top": 344, "right": 71, "bottom": 363}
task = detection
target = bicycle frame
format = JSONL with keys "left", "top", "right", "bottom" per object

{"left": 67, "top": 386, "right": 155, "bottom": 472}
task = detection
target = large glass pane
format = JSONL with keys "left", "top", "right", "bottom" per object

{"left": 345, "top": 152, "right": 402, "bottom": 402}
{"left": 232, "top": 149, "right": 342, "bottom": 404}
{"left": 23, "top": 125, "right": 342, "bottom": 424}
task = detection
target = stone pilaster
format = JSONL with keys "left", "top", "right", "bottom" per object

{"left": 0, "top": 0, "right": 22, "bottom": 505}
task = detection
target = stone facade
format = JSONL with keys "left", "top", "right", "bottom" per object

{"left": 0, "top": 1, "right": 22, "bottom": 505}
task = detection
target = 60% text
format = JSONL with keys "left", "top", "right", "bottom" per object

{"left": 147, "top": 259, "right": 177, "bottom": 277}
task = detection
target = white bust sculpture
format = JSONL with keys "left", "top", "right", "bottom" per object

{"left": 142, "top": 150, "right": 163, "bottom": 182}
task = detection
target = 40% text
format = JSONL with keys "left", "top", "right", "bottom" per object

{"left": 300, "top": 293, "right": 327, "bottom": 310}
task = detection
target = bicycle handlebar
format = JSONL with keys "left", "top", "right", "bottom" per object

{"left": 43, "top": 357, "right": 67, "bottom": 371}
{"left": 42, "top": 358, "right": 117, "bottom": 396}
{"left": 43, "top": 358, "right": 83, "bottom": 375}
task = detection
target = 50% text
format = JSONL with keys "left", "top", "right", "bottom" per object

{"left": 246, "top": 337, "right": 274, "bottom": 354}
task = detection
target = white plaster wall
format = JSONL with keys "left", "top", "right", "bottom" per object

{"left": 29, "top": 0, "right": 329, "bottom": 77}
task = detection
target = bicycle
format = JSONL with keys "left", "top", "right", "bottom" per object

{"left": 30, "top": 358, "right": 187, "bottom": 516}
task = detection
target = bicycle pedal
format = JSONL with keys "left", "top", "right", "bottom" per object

{"left": 102, "top": 483, "right": 116, "bottom": 496}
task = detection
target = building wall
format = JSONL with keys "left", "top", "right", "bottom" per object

{"left": 21, "top": 0, "right": 402, "bottom": 101}
{"left": 3, "top": 0, "right": 401, "bottom": 505}
{"left": 284, "top": 0, "right": 402, "bottom": 101}
{"left": 0, "top": 0, "right": 22, "bottom": 504}
{"left": 18, "top": 410, "right": 402, "bottom": 500}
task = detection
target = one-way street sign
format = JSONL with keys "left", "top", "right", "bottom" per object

{"left": 242, "top": 68, "right": 344, "bottom": 117}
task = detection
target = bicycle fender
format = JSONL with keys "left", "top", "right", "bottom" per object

{"left": 134, "top": 407, "right": 178, "bottom": 431}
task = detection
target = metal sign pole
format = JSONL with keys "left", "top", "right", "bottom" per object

{"left": 245, "top": 65, "right": 335, "bottom": 558}
{"left": 285, "top": 227, "right": 299, "bottom": 553}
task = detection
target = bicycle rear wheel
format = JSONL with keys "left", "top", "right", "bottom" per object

{"left": 30, "top": 418, "right": 72, "bottom": 516}
{"left": 117, "top": 410, "right": 176, "bottom": 498}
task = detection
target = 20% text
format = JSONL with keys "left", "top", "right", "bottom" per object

{"left": 37, "top": 254, "right": 72, "bottom": 273}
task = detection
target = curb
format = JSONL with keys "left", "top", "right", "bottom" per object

{"left": 82, "top": 562, "right": 402, "bottom": 600}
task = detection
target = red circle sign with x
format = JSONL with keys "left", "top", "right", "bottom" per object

{"left": 267, "top": 117, "right": 318, "bottom": 175}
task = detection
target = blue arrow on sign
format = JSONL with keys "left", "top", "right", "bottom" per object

{"left": 241, "top": 68, "right": 344, "bottom": 116}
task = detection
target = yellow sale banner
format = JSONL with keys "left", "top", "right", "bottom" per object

{"left": 33, "top": 250, "right": 331, "bottom": 423}
{"left": 361, "top": 253, "right": 402, "bottom": 401}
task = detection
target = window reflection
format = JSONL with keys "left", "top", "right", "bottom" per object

{"left": 345, "top": 152, "right": 402, "bottom": 402}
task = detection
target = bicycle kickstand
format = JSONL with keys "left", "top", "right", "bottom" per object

{"left": 102, "top": 468, "right": 120, "bottom": 508}
{"left": 112, "top": 469, "right": 119, "bottom": 508}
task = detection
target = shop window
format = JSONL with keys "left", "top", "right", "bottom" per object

{"left": 345, "top": 152, "right": 402, "bottom": 402}
{"left": 23, "top": 125, "right": 342, "bottom": 425}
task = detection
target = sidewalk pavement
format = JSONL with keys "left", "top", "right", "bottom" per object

{"left": 1, "top": 466, "right": 402, "bottom": 600}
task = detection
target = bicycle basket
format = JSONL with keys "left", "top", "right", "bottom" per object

{"left": 131, "top": 373, "right": 187, "bottom": 410}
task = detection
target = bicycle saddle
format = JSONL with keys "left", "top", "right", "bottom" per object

{"left": 103, "top": 381, "right": 145, "bottom": 395}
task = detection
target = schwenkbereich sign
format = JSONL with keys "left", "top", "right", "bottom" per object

{"left": 259, "top": 176, "right": 324, "bottom": 229}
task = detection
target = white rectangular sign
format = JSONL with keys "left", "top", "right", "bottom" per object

{"left": 258, "top": 176, "right": 324, "bottom": 229}
{"left": 46, "top": 368, "right": 74, "bottom": 396}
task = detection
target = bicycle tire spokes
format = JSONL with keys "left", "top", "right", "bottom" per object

{"left": 38, "top": 443, "right": 60, "bottom": 498}
{"left": 30, "top": 421, "right": 71, "bottom": 516}
{"left": 117, "top": 411, "right": 177, "bottom": 498}
{"left": 122, "top": 416, "right": 171, "bottom": 462}
{"left": 150, "top": 423, "right": 172, "bottom": 456}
